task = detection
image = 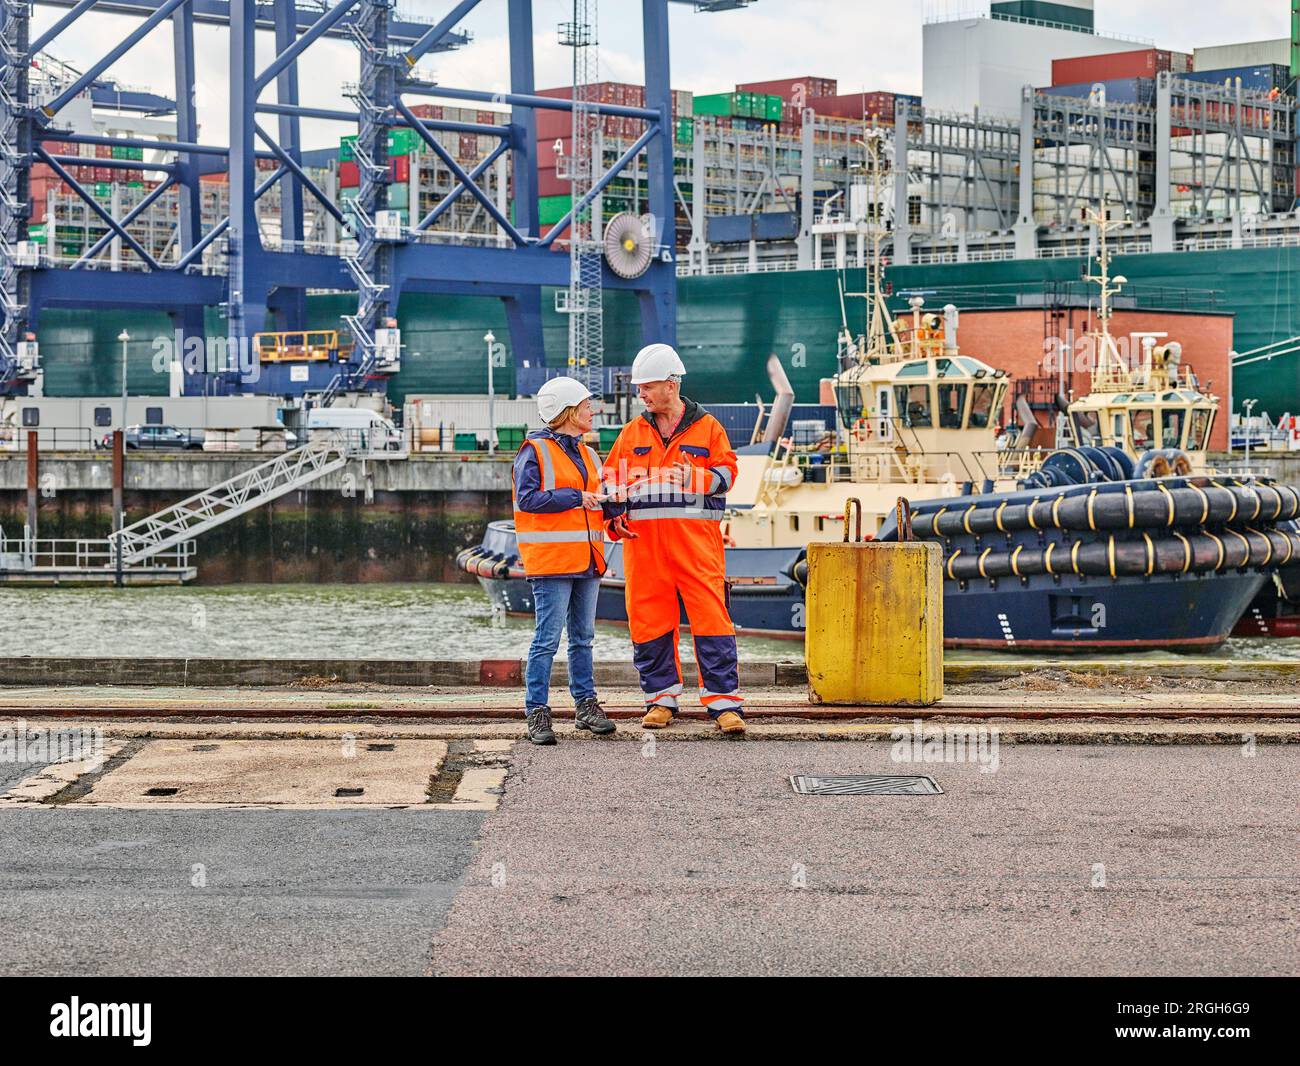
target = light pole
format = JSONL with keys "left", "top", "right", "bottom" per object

{"left": 1243, "top": 397, "right": 1259, "bottom": 472}
{"left": 116, "top": 330, "right": 130, "bottom": 589}
{"left": 484, "top": 329, "right": 496, "bottom": 457}
{"left": 118, "top": 330, "right": 130, "bottom": 431}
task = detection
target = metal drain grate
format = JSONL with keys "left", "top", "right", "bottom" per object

{"left": 790, "top": 774, "right": 943, "bottom": 796}
{"left": 143, "top": 787, "right": 180, "bottom": 797}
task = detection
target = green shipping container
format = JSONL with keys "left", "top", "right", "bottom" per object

{"left": 339, "top": 135, "right": 356, "bottom": 161}
{"left": 764, "top": 95, "right": 783, "bottom": 122}
{"left": 387, "top": 183, "right": 410, "bottom": 209}
{"left": 27, "top": 224, "right": 46, "bottom": 244}
{"left": 693, "top": 92, "right": 737, "bottom": 117}
{"left": 388, "top": 128, "right": 418, "bottom": 156}
{"left": 94, "top": 183, "right": 112, "bottom": 198}
{"left": 674, "top": 116, "right": 695, "bottom": 144}
{"left": 539, "top": 193, "right": 572, "bottom": 225}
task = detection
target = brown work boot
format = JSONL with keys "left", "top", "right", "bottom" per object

{"left": 715, "top": 711, "right": 746, "bottom": 735}
{"left": 641, "top": 706, "right": 674, "bottom": 729}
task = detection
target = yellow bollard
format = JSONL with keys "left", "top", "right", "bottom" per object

{"left": 805, "top": 499, "right": 943, "bottom": 706}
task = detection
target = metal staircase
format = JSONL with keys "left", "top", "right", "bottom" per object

{"left": 557, "top": 0, "right": 605, "bottom": 396}
{"left": 326, "top": 0, "right": 397, "bottom": 409}
{"left": 107, "top": 437, "right": 350, "bottom": 565}
{"left": 0, "top": 0, "right": 30, "bottom": 391}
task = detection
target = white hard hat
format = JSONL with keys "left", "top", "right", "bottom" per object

{"left": 536, "top": 376, "right": 591, "bottom": 423}
{"left": 630, "top": 343, "right": 686, "bottom": 385}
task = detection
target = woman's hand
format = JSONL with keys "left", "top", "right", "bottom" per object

{"left": 581, "top": 491, "right": 604, "bottom": 510}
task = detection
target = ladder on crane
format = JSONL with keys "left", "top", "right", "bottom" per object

{"left": 107, "top": 437, "right": 351, "bottom": 566}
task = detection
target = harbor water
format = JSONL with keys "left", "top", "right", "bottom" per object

{"left": 4, "top": 584, "right": 1298, "bottom": 662}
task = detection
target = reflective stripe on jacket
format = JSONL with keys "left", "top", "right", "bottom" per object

{"left": 512, "top": 435, "right": 607, "bottom": 577}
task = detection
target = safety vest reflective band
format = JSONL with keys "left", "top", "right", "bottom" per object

{"left": 513, "top": 437, "right": 607, "bottom": 576}
{"left": 626, "top": 506, "right": 726, "bottom": 522}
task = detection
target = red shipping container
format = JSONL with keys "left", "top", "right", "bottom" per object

{"left": 1051, "top": 49, "right": 1192, "bottom": 86}
{"left": 95, "top": 144, "right": 111, "bottom": 158}
{"left": 737, "top": 76, "right": 839, "bottom": 106}
{"left": 537, "top": 137, "right": 570, "bottom": 169}
{"left": 95, "top": 167, "right": 111, "bottom": 182}
{"left": 409, "top": 103, "right": 443, "bottom": 119}
{"left": 390, "top": 155, "right": 409, "bottom": 183}
{"left": 537, "top": 109, "right": 572, "bottom": 140}
{"left": 339, "top": 160, "right": 360, "bottom": 188}
{"left": 537, "top": 166, "right": 568, "bottom": 197}
{"left": 458, "top": 133, "right": 478, "bottom": 159}
{"left": 809, "top": 92, "right": 897, "bottom": 121}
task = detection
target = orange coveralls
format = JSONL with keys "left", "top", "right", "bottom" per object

{"left": 602, "top": 401, "right": 742, "bottom": 718}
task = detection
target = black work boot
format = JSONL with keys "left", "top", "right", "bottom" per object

{"left": 526, "top": 707, "right": 557, "bottom": 745}
{"left": 574, "top": 697, "right": 616, "bottom": 735}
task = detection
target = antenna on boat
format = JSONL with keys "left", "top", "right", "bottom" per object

{"left": 1084, "top": 198, "right": 1133, "bottom": 391}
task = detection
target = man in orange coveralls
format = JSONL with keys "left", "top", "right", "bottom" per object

{"left": 602, "top": 343, "right": 745, "bottom": 736}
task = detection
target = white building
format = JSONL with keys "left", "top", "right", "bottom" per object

{"left": 923, "top": 2, "right": 1139, "bottom": 119}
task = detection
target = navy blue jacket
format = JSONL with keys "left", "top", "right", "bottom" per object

{"left": 513, "top": 428, "right": 620, "bottom": 579}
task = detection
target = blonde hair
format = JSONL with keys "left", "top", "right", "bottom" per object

{"left": 547, "top": 404, "right": 582, "bottom": 432}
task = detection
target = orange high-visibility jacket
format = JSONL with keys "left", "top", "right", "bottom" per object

{"left": 512, "top": 436, "right": 607, "bottom": 577}
{"left": 601, "top": 402, "right": 737, "bottom": 556}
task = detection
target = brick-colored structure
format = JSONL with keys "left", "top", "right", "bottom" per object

{"left": 950, "top": 307, "right": 1233, "bottom": 452}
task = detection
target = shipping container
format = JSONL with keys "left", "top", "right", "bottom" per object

{"left": 737, "top": 76, "right": 837, "bottom": 105}
{"left": 387, "top": 183, "right": 409, "bottom": 209}
{"left": 753, "top": 210, "right": 798, "bottom": 241}
{"left": 339, "top": 135, "right": 356, "bottom": 162}
{"left": 390, "top": 155, "right": 410, "bottom": 183}
{"left": 408, "top": 103, "right": 444, "bottom": 120}
{"left": 706, "top": 213, "right": 755, "bottom": 243}
{"left": 339, "top": 160, "right": 360, "bottom": 188}
{"left": 808, "top": 91, "right": 905, "bottom": 122}
{"left": 539, "top": 193, "right": 572, "bottom": 226}
{"left": 1036, "top": 78, "right": 1156, "bottom": 106}
{"left": 1181, "top": 64, "right": 1293, "bottom": 96}
{"left": 1052, "top": 49, "right": 1192, "bottom": 87}
{"left": 674, "top": 116, "right": 695, "bottom": 145}
{"left": 1193, "top": 40, "right": 1290, "bottom": 73}
{"left": 693, "top": 92, "right": 740, "bottom": 117}
{"left": 388, "top": 127, "right": 418, "bottom": 156}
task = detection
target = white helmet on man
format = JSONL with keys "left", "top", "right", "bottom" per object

{"left": 630, "top": 343, "right": 686, "bottom": 385}
{"left": 536, "top": 376, "right": 591, "bottom": 423}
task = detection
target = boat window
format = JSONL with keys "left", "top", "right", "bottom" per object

{"left": 959, "top": 358, "right": 986, "bottom": 375}
{"left": 896, "top": 362, "right": 931, "bottom": 378}
{"left": 937, "top": 383, "right": 968, "bottom": 428}
{"left": 1163, "top": 393, "right": 1180, "bottom": 403}
{"left": 1129, "top": 409, "right": 1156, "bottom": 451}
{"left": 1190, "top": 408, "right": 1213, "bottom": 450}
{"left": 1073, "top": 409, "right": 1102, "bottom": 446}
{"left": 1161, "top": 408, "right": 1186, "bottom": 449}
{"left": 833, "top": 384, "right": 862, "bottom": 431}
{"left": 969, "top": 384, "right": 998, "bottom": 429}
{"left": 1133, "top": 394, "right": 1156, "bottom": 403}
{"left": 894, "top": 384, "right": 932, "bottom": 428}
{"left": 1112, "top": 394, "right": 1130, "bottom": 404}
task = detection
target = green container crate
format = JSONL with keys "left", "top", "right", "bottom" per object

{"left": 764, "top": 95, "right": 784, "bottom": 122}
{"left": 127, "top": 181, "right": 144, "bottom": 189}
{"left": 454, "top": 432, "right": 480, "bottom": 452}
{"left": 111, "top": 145, "right": 126, "bottom": 159}
{"left": 388, "top": 127, "right": 418, "bottom": 156}
{"left": 94, "top": 182, "right": 112, "bottom": 198}
{"left": 27, "top": 225, "right": 46, "bottom": 244}
{"left": 598, "top": 426, "right": 621, "bottom": 452}
{"left": 674, "top": 116, "right": 695, "bottom": 144}
{"left": 387, "top": 183, "right": 409, "bottom": 209}
{"left": 496, "top": 424, "right": 526, "bottom": 452}
{"left": 129, "top": 146, "right": 144, "bottom": 161}
{"left": 539, "top": 193, "right": 572, "bottom": 225}
{"left": 339, "top": 135, "right": 356, "bottom": 161}
{"left": 693, "top": 92, "right": 736, "bottom": 117}
{"left": 60, "top": 242, "right": 81, "bottom": 256}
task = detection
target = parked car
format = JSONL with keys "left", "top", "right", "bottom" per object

{"left": 97, "top": 425, "right": 205, "bottom": 451}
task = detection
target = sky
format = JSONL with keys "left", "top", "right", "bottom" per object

{"left": 26, "top": 0, "right": 1298, "bottom": 150}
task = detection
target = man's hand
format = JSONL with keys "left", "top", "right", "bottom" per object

{"left": 581, "top": 491, "right": 604, "bottom": 510}
{"left": 609, "top": 515, "right": 638, "bottom": 539}
{"left": 660, "top": 459, "right": 695, "bottom": 490}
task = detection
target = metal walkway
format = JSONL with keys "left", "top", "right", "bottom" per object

{"left": 108, "top": 437, "right": 350, "bottom": 565}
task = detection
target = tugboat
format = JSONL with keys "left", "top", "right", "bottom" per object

{"left": 458, "top": 166, "right": 1300, "bottom": 649}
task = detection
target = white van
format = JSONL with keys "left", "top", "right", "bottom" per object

{"left": 305, "top": 407, "right": 402, "bottom": 451}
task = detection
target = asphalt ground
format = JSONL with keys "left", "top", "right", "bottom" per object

{"left": 427, "top": 741, "right": 1300, "bottom": 977}
{"left": 0, "top": 809, "right": 484, "bottom": 976}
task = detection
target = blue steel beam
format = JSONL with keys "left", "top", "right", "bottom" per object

{"left": 393, "top": 97, "right": 526, "bottom": 246}
{"left": 46, "top": 153, "right": 173, "bottom": 173}
{"left": 271, "top": 0, "right": 305, "bottom": 316}
{"left": 402, "top": 0, "right": 482, "bottom": 67}
{"left": 89, "top": 85, "right": 177, "bottom": 113}
{"left": 34, "top": 147, "right": 164, "bottom": 268}
{"left": 173, "top": 165, "right": 284, "bottom": 271}
{"left": 537, "top": 125, "right": 661, "bottom": 248}
{"left": 254, "top": 123, "right": 345, "bottom": 225}
{"left": 39, "top": 0, "right": 190, "bottom": 118}
{"left": 32, "top": 1, "right": 463, "bottom": 46}
{"left": 254, "top": 0, "right": 358, "bottom": 96}
{"left": 507, "top": 0, "right": 537, "bottom": 240}
{"left": 172, "top": 2, "right": 202, "bottom": 261}
{"left": 73, "top": 176, "right": 175, "bottom": 266}
{"left": 31, "top": 267, "right": 222, "bottom": 310}
{"left": 640, "top": 0, "right": 677, "bottom": 346}
{"left": 414, "top": 139, "right": 509, "bottom": 231}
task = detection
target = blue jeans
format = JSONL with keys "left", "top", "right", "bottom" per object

{"left": 525, "top": 576, "right": 600, "bottom": 713}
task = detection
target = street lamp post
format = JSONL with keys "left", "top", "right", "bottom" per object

{"left": 484, "top": 330, "right": 496, "bottom": 457}
{"left": 1243, "top": 397, "right": 1259, "bottom": 473}
{"left": 116, "top": 330, "right": 130, "bottom": 588}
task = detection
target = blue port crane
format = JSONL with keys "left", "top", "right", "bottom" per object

{"left": 0, "top": 0, "right": 752, "bottom": 401}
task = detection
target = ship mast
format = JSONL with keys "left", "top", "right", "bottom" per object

{"left": 1083, "top": 202, "right": 1133, "bottom": 392}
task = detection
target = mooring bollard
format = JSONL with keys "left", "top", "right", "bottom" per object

{"left": 805, "top": 498, "right": 943, "bottom": 706}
